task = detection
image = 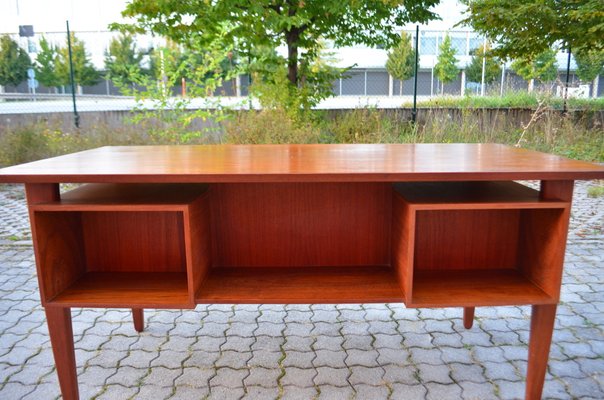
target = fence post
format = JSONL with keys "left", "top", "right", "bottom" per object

{"left": 412, "top": 25, "right": 419, "bottom": 124}
{"left": 66, "top": 21, "right": 80, "bottom": 128}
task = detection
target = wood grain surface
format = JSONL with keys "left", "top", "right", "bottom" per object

{"left": 1, "top": 144, "right": 603, "bottom": 183}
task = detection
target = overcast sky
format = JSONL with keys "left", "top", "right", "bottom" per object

{"left": 0, "top": 0, "right": 467, "bottom": 34}
{"left": 0, "top": 0, "right": 468, "bottom": 68}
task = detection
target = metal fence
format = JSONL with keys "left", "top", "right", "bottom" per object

{"left": 1, "top": 28, "right": 602, "bottom": 121}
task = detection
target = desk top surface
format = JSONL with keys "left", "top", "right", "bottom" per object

{"left": 0, "top": 144, "right": 603, "bottom": 183}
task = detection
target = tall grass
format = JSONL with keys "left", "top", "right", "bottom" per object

{"left": 404, "top": 91, "right": 604, "bottom": 111}
{"left": 1, "top": 105, "right": 602, "bottom": 167}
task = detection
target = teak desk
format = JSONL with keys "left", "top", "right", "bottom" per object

{"left": 1, "top": 144, "right": 603, "bottom": 400}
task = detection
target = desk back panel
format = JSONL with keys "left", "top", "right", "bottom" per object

{"left": 210, "top": 182, "right": 391, "bottom": 268}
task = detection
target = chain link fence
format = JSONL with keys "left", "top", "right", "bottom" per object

{"left": 1, "top": 28, "right": 602, "bottom": 126}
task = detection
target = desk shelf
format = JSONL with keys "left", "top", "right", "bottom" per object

{"left": 392, "top": 181, "right": 570, "bottom": 307}
{"left": 30, "top": 184, "right": 211, "bottom": 308}
{"left": 48, "top": 272, "right": 189, "bottom": 308}
{"left": 196, "top": 266, "right": 403, "bottom": 304}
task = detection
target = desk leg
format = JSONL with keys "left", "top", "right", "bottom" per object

{"left": 132, "top": 308, "right": 145, "bottom": 332}
{"left": 46, "top": 307, "right": 79, "bottom": 400}
{"left": 525, "top": 304, "right": 557, "bottom": 400}
{"left": 463, "top": 307, "right": 475, "bottom": 329}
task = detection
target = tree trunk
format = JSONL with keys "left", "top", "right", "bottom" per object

{"left": 528, "top": 79, "right": 535, "bottom": 92}
{"left": 286, "top": 28, "right": 300, "bottom": 86}
{"left": 593, "top": 75, "right": 599, "bottom": 98}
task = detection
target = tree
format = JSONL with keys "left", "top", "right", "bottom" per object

{"left": 35, "top": 36, "right": 61, "bottom": 91}
{"left": 511, "top": 49, "right": 558, "bottom": 92}
{"left": 104, "top": 34, "right": 145, "bottom": 87}
{"left": 386, "top": 32, "right": 416, "bottom": 95}
{"left": 0, "top": 35, "right": 31, "bottom": 89}
{"left": 460, "top": 0, "right": 603, "bottom": 59}
{"left": 55, "top": 33, "right": 100, "bottom": 91}
{"left": 574, "top": 50, "right": 604, "bottom": 82}
{"left": 465, "top": 41, "right": 501, "bottom": 87}
{"left": 434, "top": 34, "right": 458, "bottom": 94}
{"left": 113, "top": 0, "right": 440, "bottom": 109}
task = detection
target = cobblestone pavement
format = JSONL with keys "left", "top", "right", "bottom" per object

{"left": 0, "top": 182, "right": 602, "bottom": 400}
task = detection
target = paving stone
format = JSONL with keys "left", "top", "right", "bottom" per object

{"left": 495, "top": 379, "right": 526, "bottom": 400}
{"left": 418, "top": 363, "right": 453, "bottom": 384}
{"left": 97, "top": 385, "right": 138, "bottom": 400}
{"left": 565, "top": 376, "right": 603, "bottom": 399}
{"left": 20, "top": 382, "right": 62, "bottom": 400}
{"left": 438, "top": 346, "right": 473, "bottom": 364}
{"left": 391, "top": 383, "right": 428, "bottom": 400}
{"left": 284, "top": 310, "right": 313, "bottom": 323}
{"left": 403, "top": 332, "right": 433, "bottom": 348}
{"left": 207, "top": 386, "right": 246, "bottom": 400}
{"left": 482, "top": 361, "right": 521, "bottom": 382}
{"left": 425, "top": 382, "right": 462, "bottom": 400}
{"left": 281, "top": 367, "right": 316, "bottom": 387}
{"left": 252, "top": 335, "right": 284, "bottom": 352}
{"left": 432, "top": 332, "right": 463, "bottom": 348}
{"left": 314, "top": 349, "right": 347, "bottom": 368}
{"left": 254, "top": 322, "right": 285, "bottom": 337}
{"left": 541, "top": 378, "right": 571, "bottom": 399}
{"left": 346, "top": 349, "right": 380, "bottom": 367}
{"left": 457, "top": 380, "right": 498, "bottom": 400}
{"left": 317, "top": 384, "right": 355, "bottom": 400}
{"left": 282, "top": 350, "right": 315, "bottom": 369}
{"left": 150, "top": 349, "right": 188, "bottom": 369}
{"left": 220, "top": 335, "right": 255, "bottom": 352}
{"left": 409, "top": 348, "right": 443, "bottom": 365}
{"left": 172, "top": 386, "right": 210, "bottom": 399}
{"left": 449, "top": 362, "right": 487, "bottom": 384}
{"left": 342, "top": 334, "right": 373, "bottom": 351}
{"left": 354, "top": 384, "right": 390, "bottom": 400}
{"left": 215, "top": 350, "right": 252, "bottom": 369}
{"left": 314, "top": 366, "right": 350, "bottom": 386}
{"left": 247, "top": 350, "right": 282, "bottom": 369}
{"left": 473, "top": 346, "right": 505, "bottom": 364}
{"left": 121, "top": 349, "right": 160, "bottom": 368}
{"left": 210, "top": 367, "right": 248, "bottom": 388}
{"left": 312, "top": 321, "right": 342, "bottom": 337}
{"left": 242, "top": 386, "right": 280, "bottom": 399}
{"left": 174, "top": 366, "right": 214, "bottom": 387}
{"left": 372, "top": 333, "right": 403, "bottom": 350}
{"left": 283, "top": 335, "right": 314, "bottom": 352}
{"left": 142, "top": 366, "right": 183, "bottom": 387}
{"left": 190, "top": 336, "right": 225, "bottom": 353}
{"left": 367, "top": 321, "right": 399, "bottom": 335}
{"left": 0, "top": 382, "right": 33, "bottom": 399}
{"left": 283, "top": 323, "right": 313, "bottom": 337}
{"left": 243, "top": 366, "right": 280, "bottom": 388}
{"left": 376, "top": 347, "right": 411, "bottom": 366}
{"left": 280, "top": 386, "right": 318, "bottom": 400}
{"left": 349, "top": 366, "right": 384, "bottom": 386}
{"left": 382, "top": 364, "right": 418, "bottom": 385}
{"left": 78, "top": 366, "right": 118, "bottom": 387}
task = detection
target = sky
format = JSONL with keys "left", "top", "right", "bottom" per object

{"left": 0, "top": 0, "right": 467, "bottom": 34}
{"left": 0, "top": 0, "right": 469, "bottom": 68}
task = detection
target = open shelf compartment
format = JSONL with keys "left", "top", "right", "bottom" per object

{"left": 392, "top": 181, "right": 570, "bottom": 308}
{"left": 196, "top": 266, "right": 403, "bottom": 304}
{"left": 30, "top": 183, "right": 211, "bottom": 308}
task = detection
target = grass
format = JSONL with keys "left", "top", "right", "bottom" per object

{"left": 402, "top": 91, "right": 604, "bottom": 111}
{"left": 1, "top": 104, "right": 602, "bottom": 167}
{"left": 587, "top": 183, "right": 604, "bottom": 198}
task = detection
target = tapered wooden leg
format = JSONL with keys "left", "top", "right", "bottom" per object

{"left": 526, "top": 304, "right": 557, "bottom": 400}
{"left": 45, "top": 307, "right": 79, "bottom": 400}
{"left": 132, "top": 308, "right": 145, "bottom": 332}
{"left": 463, "top": 307, "right": 475, "bottom": 329}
